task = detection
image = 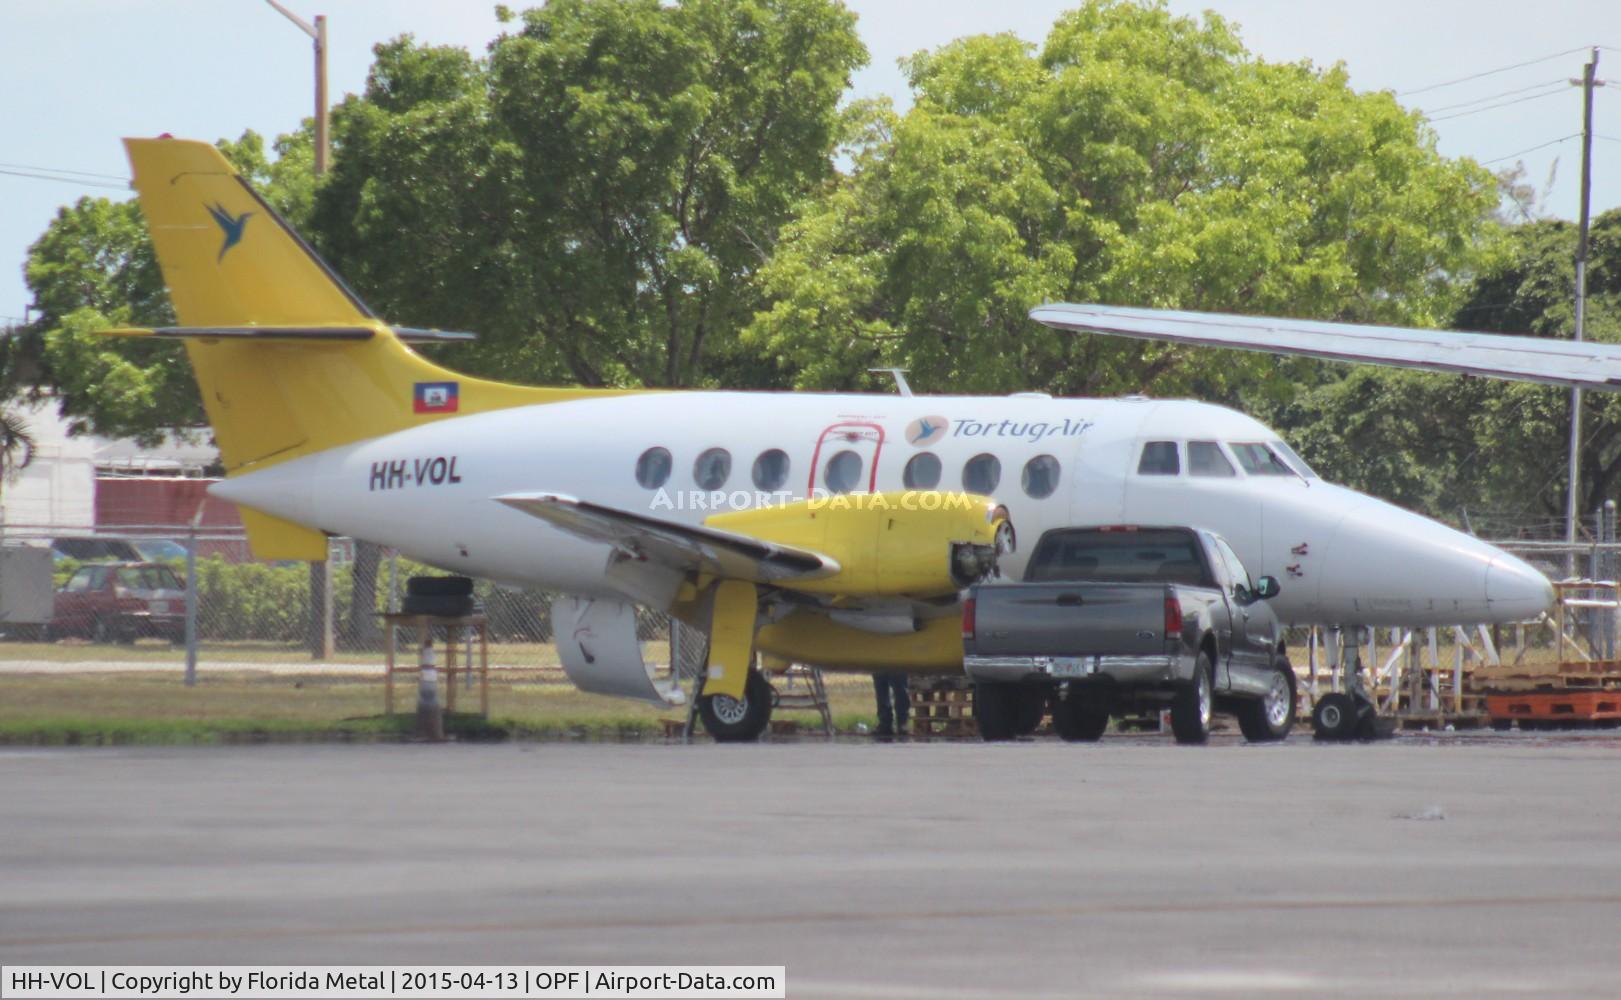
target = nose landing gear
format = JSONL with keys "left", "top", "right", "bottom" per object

{"left": 1311, "top": 628, "right": 1397, "bottom": 742}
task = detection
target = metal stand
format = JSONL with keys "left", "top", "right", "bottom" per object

{"left": 382, "top": 613, "right": 490, "bottom": 721}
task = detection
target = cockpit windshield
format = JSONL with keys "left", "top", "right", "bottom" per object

{"left": 1270, "top": 439, "right": 1317, "bottom": 478}
{"left": 1229, "top": 442, "right": 1296, "bottom": 477}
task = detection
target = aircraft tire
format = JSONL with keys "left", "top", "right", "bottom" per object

{"left": 974, "top": 682, "right": 1021, "bottom": 741}
{"left": 1311, "top": 692, "right": 1359, "bottom": 741}
{"left": 1170, "top": 653, "right": 1214, "bottom": 744}
{"left": 698, "top": 669, "right": 773, "bottom": 743}
{"left": 1051, "top": 694, "right": 1109, "bottom": 742}
{"left": 1236, "top": 658, "right": 1296, "bottom": 742}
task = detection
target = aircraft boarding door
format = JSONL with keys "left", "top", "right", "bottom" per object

{"left": 808, "top": 422, "right": 884, "bottom": 496}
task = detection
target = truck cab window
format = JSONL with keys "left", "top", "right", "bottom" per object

{"left": 1137, "top": 441, "right": 1180, "bottom": 475}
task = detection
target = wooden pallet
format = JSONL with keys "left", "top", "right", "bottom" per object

{"left": 1476, "top": 673, "right": 1621, "bottom": 692}
{"left": 1487, "top": 691, "right": 1621, "bottom": 722}
{"left": 910, "top": 686, "right": 977, "bottom": 739}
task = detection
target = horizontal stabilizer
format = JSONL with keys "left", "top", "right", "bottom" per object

{"left": 100, "top": 325, "right": 476, "bottom": 344}
{"left": 1031, "top": 303, "right": 1621, "bottom": 392}
{"left": 495, "top": 493, "right": 839, "bottom": 583}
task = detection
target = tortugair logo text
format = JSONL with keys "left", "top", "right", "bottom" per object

{"left": 907, "top": 415, "right": 1093, "bottom": 446}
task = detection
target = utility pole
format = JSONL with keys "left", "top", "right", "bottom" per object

{"left": 1565, "top": 48, "right": 1604, "bottom": 573}
{"left": 265, "top": 2, "right": 329, "bottom": 175}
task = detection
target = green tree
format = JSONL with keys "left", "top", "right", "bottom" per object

{"left": 1262, "top": 211, "right": 1621, "bottom": 533}
{"left": 747, "top": 0, "right": 1499, "bottom": 400}
{"left": 311, "top": 0, "right": 867, "bottom": 388}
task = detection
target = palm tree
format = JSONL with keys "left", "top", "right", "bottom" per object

{"left": 0, "top": 407, "right": 35, "bottom": 489}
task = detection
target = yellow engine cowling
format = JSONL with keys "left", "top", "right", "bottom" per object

{"left": 705, "top": 490, "right": 1007, "bottom": 598}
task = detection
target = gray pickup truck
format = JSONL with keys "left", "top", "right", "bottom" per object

{"left": 963, "top": 525, "right": 1295, "bottom": 744}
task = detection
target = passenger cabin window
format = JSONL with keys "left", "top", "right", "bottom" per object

{"left": 752, "top": 449, "right": 790, "bottom": 491}
{"left": 1230, "top": 442, "right": 1294, "bottom": 476}
{"left": 1025, "top": 528, "right": 1210, "bottom": 586}
{"left": 635, "top": 447, "right": 672, "bottom": 489}
{"left": 1021, "top": 455, "right": 1061, "bottom": 499}
{"left": 1188, "top": 441, "right": 1236, "bottom": 477}
{"left": 1138, "top": 441, "right": 1180, "bottom": 475}
{"left": 694, "top": 448, "right": 732, "bottom": 489}
{"left": 903, "top": 452, "right": 941, "bottom": 489}
{"left": 824, "top": 450, "right": 864, "bottom": 494}
{"left": 962, "top": 453, "right": 1001, "bottom": 494}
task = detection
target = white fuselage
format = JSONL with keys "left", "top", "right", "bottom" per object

{"left": 211, "top": 391, "right": 1554, "bottom": 627}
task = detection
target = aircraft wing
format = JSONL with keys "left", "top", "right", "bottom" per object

{"left": 494, "top": 493, "right": 840, "bottom": 584}
{"left": 1030, "top": 303, "right": 1621, "bottom": 392}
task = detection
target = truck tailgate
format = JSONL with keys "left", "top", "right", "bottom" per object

{"left": 970, "top": 583, "right": 1170, "bottom": 658}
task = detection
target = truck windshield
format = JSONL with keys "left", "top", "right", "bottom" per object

{"left": 1025, "top": 529, "right": 1210, "bottom": 586}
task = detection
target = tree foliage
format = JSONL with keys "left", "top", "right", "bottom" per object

{"left": 1262, "top": 210, "right": 1621, "bottom": 533}
{"left": 746, "top": 0, "right": 1499, "bottom": 399}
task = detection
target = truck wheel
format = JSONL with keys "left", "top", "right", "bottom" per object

{"left": 698, "top": 669, "right": 773, "bottom": 742}
{"left": 1052, "top": 694, "right": 1109, "bottom": 742}
{"left": 1311, "top": 692, "right": 1359, "bottom": 741}
{"left": 1237, "top": 659, "right": 1296, "bottom": 742}
{"left": 974, "top": 683, "right": 1021, "bottom": 741}
{"left": 1170, "top": 652, "right": 1214, "bottom": 744}
{"left": 1013, "top": 686, "right": 1048, "bottom": 736}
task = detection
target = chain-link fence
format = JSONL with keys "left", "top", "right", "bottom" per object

{"left": 0, "top": 524, "right": 715, "bottom": 691}
{"left": 6, "top": 516, "right": 1619, "bottom": 687}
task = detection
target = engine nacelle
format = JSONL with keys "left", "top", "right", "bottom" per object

{"left": 705, "top": 490, "right": 1007, "bottom": 598}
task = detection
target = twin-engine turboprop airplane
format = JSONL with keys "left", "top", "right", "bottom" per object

{"left": 113, "top": 137, "right": 1553, "bottom": 741}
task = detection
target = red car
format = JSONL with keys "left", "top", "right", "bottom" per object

{"left": 52, "top": 562, "right": 186, "bottom": 644}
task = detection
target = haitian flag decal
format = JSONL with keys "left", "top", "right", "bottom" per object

{"left": 414, "top": 381, "right": 459, "bottom": 414}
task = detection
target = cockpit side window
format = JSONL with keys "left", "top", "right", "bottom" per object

{"left": 1230, "top": 442, "right": 1294, "bottom": 476}
{"left": 1187, "top": 441, "right": 1236, "bottom": 477}
{"left": 1137, "top": 441, "right": 1180, "bottom": 475}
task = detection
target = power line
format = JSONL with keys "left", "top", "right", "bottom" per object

{"left": 0, "top": 162, "right": 126, "bottom": 182}
{"left": 1480, "top": 133, "right": 1581, "bottom": 164}
{"left": 1399, "top": 45, "right": 1594, "bottom": 97}
{"left": 1422, "top": 78, "right": 1567, "bottom": 114}
{"left": 0, "top": 168, "right": 127, "bottom": 191}
{"left": 1429, "top": 85, "right": 1572, "bottom": 122}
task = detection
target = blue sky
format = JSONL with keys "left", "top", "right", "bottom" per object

{"left": 2, "top": 0, "right": 1617, "bottom": 327}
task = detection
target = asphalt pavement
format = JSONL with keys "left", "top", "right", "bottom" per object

{"left": 4, "top": 734, "right": 1621, "bottom": 996}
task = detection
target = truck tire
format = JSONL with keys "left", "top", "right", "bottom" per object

{"left": 1052, "top": 693, "right": 1109, "bottom": 742}
{"left": 1237, "top": 658, "right": 1296, "bottom": 742}
{"left": 1170, "top": 652, "right": 1214, "bottom": 744}
{"left": 698, "top": 669, "right": 773, "bottom": 743}
{"left": 975, "top": 682, "right": 1021, "bottom": 741}
{"left": 1014, "top": 686, "right": 1048, "bottom": 736}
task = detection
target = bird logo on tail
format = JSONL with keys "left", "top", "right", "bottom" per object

{"left": 205, "top": 202, "right": 254, "bottom": 262}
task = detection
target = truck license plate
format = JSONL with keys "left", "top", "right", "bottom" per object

{"left": 1050, "top": 657, "right": 1092, "bottom": 678}
{"left": 151, "top": 601, "right": 170, "bottom": 614}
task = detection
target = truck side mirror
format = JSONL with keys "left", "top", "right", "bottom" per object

{"left": 1253, "top": 575, "right": 1281, "bottom": 600}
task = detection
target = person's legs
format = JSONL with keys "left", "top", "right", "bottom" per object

{"left": 872, "top": 672, "right": 894, "bottom": 735}
{"left": 890, "top": 673, "right": 911, "bottom": 733}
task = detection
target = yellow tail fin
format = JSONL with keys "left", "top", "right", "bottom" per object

{"left": 123, "top": 136, "right": 628, "bottom": 558}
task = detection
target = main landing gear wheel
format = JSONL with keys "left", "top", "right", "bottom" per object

{"left": 1237, "top": 659, "right": 1297, "bottom": 742}
{"left": 698, "top": 669, "right": 773, "bottom": 743}
{"left": 1170, "top": 652, "right": 1215, "bottom": 744}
